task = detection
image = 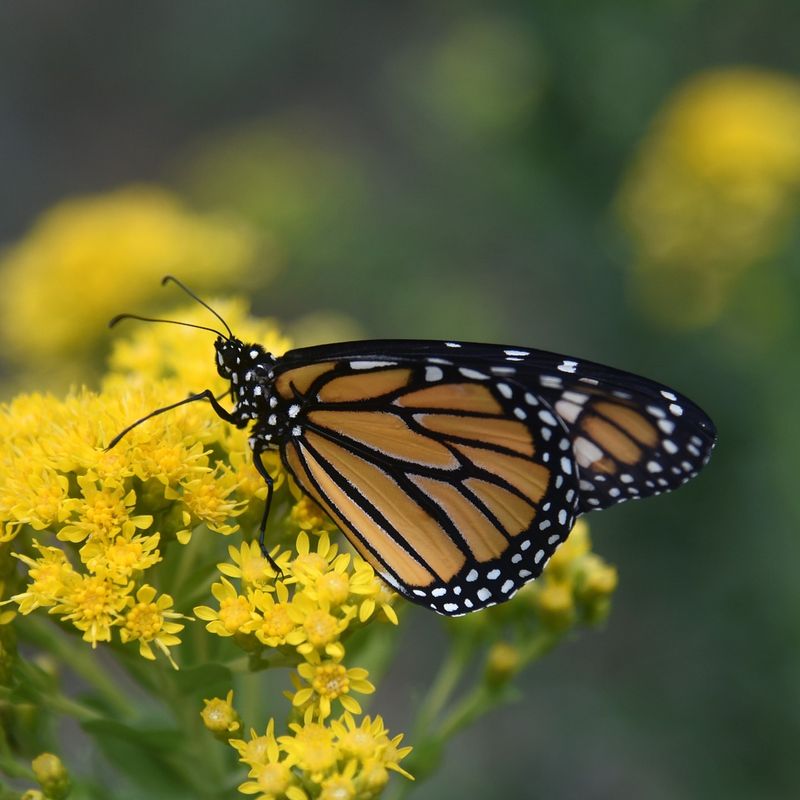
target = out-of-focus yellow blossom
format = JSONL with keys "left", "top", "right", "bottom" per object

{"left": 617, "top": 68, "right": 800, "bottom": 328}
{"left": 31, "top": 752, "right": 71, "bottom": 800}
{"left": 0, "top": 186, "right": 260, "bottom": 374}
{"left": 202, "top": 690, "right": 241, "bottom": 741}
{"left": 484, "top": 641, "right": 522, "bottom": 687}
{"left": 289, "top": 493, "right": 337, "bottom": 535}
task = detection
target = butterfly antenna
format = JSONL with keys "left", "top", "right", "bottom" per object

{"left": 162, "top": 275, "right": 234, "bottom": 339}
{"left": 108, "top": 314, "right": 226, "bottom": 338}
{"left": 105, "top": 391, "right": 226, "bottom": 450}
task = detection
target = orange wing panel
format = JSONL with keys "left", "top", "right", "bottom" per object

{"left": 316, "top": 369, "right": 412, "bottom": 403}
{"left": 394, "top": 383, "right": 503, "bottom": 415}
{"left": 308, "top": 410, "right": 458, "bottom": 469}
{"left": 305, "top": 432, "right": 466, "bottom": 582}
{"left": 415, "top": 413, "right": 534, "bottom": 457}
{"left": 410, "top": 475, "right": 509, "bottom": 562}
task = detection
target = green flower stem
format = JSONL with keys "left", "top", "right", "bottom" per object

{"left": 152, "top": 663, "right": 229, "bottom": 796}
{"left": 17, "top": 616, "right": 134, "bottom": 717}
{"left": 413, "top": 634, "right": 474, "bottom": 738}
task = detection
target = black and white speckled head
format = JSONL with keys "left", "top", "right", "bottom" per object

{"left": 214, "top": 336, "right": 278, "bottom": 420}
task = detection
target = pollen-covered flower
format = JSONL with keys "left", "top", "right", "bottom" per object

{"left": 250, "top": 583, "right": 305, "bottom": 648}
{"left": 80, "top": 530, "right": 161, "bottom": 582}
{"left": 202, "top": 690, "right": 241, "bottom": 741}
{"left": 280, "top": 709, "right": 339, "bottom": 780}
{"left": 290, "top": 593, "right": 354, "bottom": 660}
{"left": 58, "top": 476, "right": 152, "bottom": 545}
{"left": 219, "top": 541, "right": 290, "bottom": 590}
{"left": 11, "top": 544, "right": 78, "bottom": 614}
{"left": 194, "top": 578, "right": 256, "bottom": 638}
{"left": 51, "top": 573, "right": 132, "bottom": 647}
{"left": 291, "top": 531, "right": 340, "bottom": 586}
{"left": 290, "top": 653, "right": 375, "bottom": 719}
{"left": 181, "top": 465, "right": 248, "bottom": 537}
{"left": 120, "top": 585, "right": 187, "bottom": 668}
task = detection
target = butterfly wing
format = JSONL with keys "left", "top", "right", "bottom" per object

{"left": 270, "top": 340, "right": 715, "bottom": 614}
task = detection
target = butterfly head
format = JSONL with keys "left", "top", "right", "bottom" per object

{"left": 214, "top": 335, "right": 277, "bottom": 400}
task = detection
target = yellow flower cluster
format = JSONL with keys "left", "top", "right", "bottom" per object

{"left": 1, "top": 298, "right": 414, "bottom": 796}
{"left": 205, "top": 693, "right": 412, "bottom": 800}
{"left": 0, "top": 185, "right": 260, "bottom": 379}
{"left": 196, "top": 527, "right": 411, "bottom": 797}
{"left": 616, "top": 68, "right": 800, "bottom": 328}
{"left": 0, "top": 302, "right": 288, "bottom": 668}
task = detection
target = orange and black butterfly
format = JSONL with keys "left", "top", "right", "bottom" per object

{"left": 110, "top": 277, "right": 716, "bottom": 616}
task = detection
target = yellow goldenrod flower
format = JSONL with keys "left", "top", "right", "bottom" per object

{"left": 318, "top": 760, "right": 358, "bottom": 800}
{"left": 80, "top": 530, "right": 162, "bottom": 584}
{"left": 180, "top": 464, "right": 248, "bottom": 537}
{"left": 288, "top": 494, "right": 336, "bottom": 535}
{"left": 330, "top": 713, "right": 413, "bottom": 781}
{"left": 11, "top": 544, "right": 78, "bottom": 614}
{"left": 57, "top": 476, "right": 152, "bottom": 545}
{"left": 250, "top": 583, "right": 305, "bottom": 649}
{"left": 194, "top": 578, "right": 256, "bottom": 639}
{"left": 51, "top": 573, "right": 132, "bottom": 647}
{"left": 534, "top": 581, "right": 576, "bottom": 632}
{"left": 238, "top": 762, "right": 305, "bottom": 800}
{"left": 280, "top": 709, "right": 339, "bottom": 781}
{"left": 230, "top": 719, "right": 281, "bottom": 767}
{"left": 120, "top": 585, "right": 187, "bottom": 668}
{"left": 31, "top": 752, "right": 71, "bottom": 800}
{"left": 290, "top": 653, "right": 375, "bottom": 720}
{"left": 290, "top": 593, "right": 354, "bottom": 661}
{"left": 0, "top": 185, "right": 258, "bottom": 370}
{"left": 219, "top": 541, "right": 289, "bottom": 590}
{"left": 291, "top": 531, "right": 340, "bottom": 586}
{"left": 202, "top": 691, "right": 242, "bottom": 741}
{"left": 544, "top": 519, "right": 591, "bottom": 579}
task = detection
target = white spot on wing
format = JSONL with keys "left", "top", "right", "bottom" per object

{"left": 350, "top": 360, "right": 397, "bottom": 370}
{"left": 558, "top": 360, "right": 578, "bottom": 373}
{"left": 425, "top": 366, "right": 443, "bottom": 382}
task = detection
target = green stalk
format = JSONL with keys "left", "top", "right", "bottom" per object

{"left": 17, "top": 616, "right": 134, "bottom": 717}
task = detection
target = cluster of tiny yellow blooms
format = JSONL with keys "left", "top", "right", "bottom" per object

{"left": 0, "top": 301, "right": 414, "bottom": 796}
{"left": 616, "top": 67, "right": 800, "bottom": 328}
{"left": 0, "top": 185, "right": 259, "bottom": 375}
{"left": 0, "top": 301, "right": 288, "bottom": 666}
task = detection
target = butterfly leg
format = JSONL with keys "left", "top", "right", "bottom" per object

{"left": 251, "top": 441, "right": 283, "bottom": 577}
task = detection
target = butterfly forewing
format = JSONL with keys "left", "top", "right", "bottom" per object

{"left": 272, "top": 349, "right": 583, "bottom": 613}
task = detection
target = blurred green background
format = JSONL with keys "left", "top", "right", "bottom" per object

{"left": 1, "top": 2, "right": 798, "bottom": 798}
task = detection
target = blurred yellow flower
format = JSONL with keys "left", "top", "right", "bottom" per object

{"left": 0, "top": 186, "right": 260, "bottom": 375}
{"left": 617, "top": 67, "right": 800, "bottom": 327}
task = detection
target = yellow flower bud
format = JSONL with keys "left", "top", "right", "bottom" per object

{"left": 485, "top": 642, "right": 521, "bottom": 687}
{"left": 21, "top": 791, "right": 45, "bottom": 800}
{"left": 201, "top": 691, "right": 241, "bottom": 741}
{"left": 535, "top": 581, "right": 575, "bottom": 632}
{"left": 31, "top": 752, "right": 71, "bottom": 800}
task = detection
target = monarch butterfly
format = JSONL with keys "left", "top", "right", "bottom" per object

{"left": 110, "top": 277, "right": 716, "bottom": 616}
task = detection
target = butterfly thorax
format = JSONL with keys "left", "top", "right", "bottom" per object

{"left": 214, "top": 336, "right": 285, "bottom": 440}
